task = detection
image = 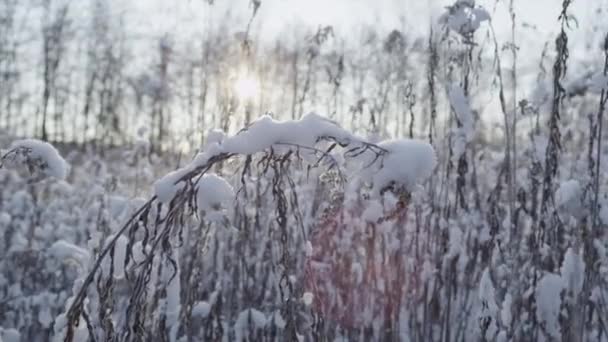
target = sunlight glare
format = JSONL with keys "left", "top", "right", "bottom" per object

{"left": 233, "top": 74, "right": 260, "bottom": 101}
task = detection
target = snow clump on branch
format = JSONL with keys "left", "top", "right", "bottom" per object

{"left": 360, "top": 139, "right": 437, "bottom": 195}
{"left": 197, "top": 173, "right": 235, "bottom": 213}
{"left": 1, "top": 139, "right": 69, "bottom": 180}
{"left": 154, "top": 112, "right": 436, "bottom": 205}
{"left": 154, "top": 113, "right": 352, "bottom": 204}
{"left": 220, "top": 112, "right": 353, "bottom": 155}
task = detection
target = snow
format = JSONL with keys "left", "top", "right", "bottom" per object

{"left": 206, "top": 129, "right": 225, "bottom": 146}
{"left": 154, "top": 168, "right": 190, "bottom": 204}
{"left": 448, "top": 85, "right": 474, "bottom": 134}
{"left": 531, "top": 135, "right": 548, "bottom": 162}
{"left": 560, "top": 248, "right": 585, "bottom": 298}
{"left": 221, "top": 112, "right": 353, "bottom": 155}
{"left": 447, "top": 226, "right": 464, "bottom": 259}
{"left": 112, "top": 235, "right": 128, "bottom": 279}
{"left": 38, "top": 305, "right": 53, "bottom": 328}
{"left": 48, "top": 240, "right": 91, "bottom": 267}
{"left": 599, "top": 202, "right": 608, "bottom": 225}
{"left": 156, "top": 113, "right": 356, "bottom": 205}
{"left": 363, "top": 139, "right": 436, "bottom": 195}
{"left": 8, "top": 139, "right": 69, "bottom": 179}
{"left": 196, "top": 173, "right": 235, "bottom": 212}
{"left": 352, "top": 262, "right": 363, "bottom": 284}
{"left": 479, "top": 269, "right": 497, "bottom": 312}
{"left": 163, "top": 249, "right": 181, "bottom": 342}
{"left": 500, "top": 294, "right": 512, "bottom": 328}
{"left": 447, "top": 84, "right": 474, "bottom": 158}
{"left": 132, "top": 241, "right": 147, "bottom": 264}
{"left": 108, "top": 195, "right": 129, "bottom": 218}
{"left": 304, "top": 240, "right": 313, "bottom": 257}
{"left": 535, "top": 273, "right": 564, "bottom": 339}
{"left": 588, "top": 73, "right": 608, "bottom": 94}
{"left": 0, "top": 328, "right": 20, "bottom": 342}
{"left": 555, "top": 180, "right": 583, "bottom": 216}
{"left": 0, "top": 212, "right": 10, "bottom": 227}
{"left": 234, "top": 309, "right": 267, "bottom": 341}
{"left": 361, "top": 199, "right": 384, "bottom": 222}
{"left": 191, "top": 301, "right": 211, "bottom": 318}
{"left": 302, "top": 292, "right": 314, "bottom": 306}
{"left": 155, "top": 113, "right": 435, "bottom": 213}
{"left": 52, "top": 309, "right": 89, "bottom": 342}
{"left": 478, "top": 268, "right": 498, "bottom": 339}
{"left": 420, "top": 259, "right": 435, "bottom": 282}
{"left": 439, "top": 1, "right": 490, "bottom": 36}
{"left": 269, "top": 311, "right": 286, "bottom": 329}
{"left": 49, "top": 180, "right": 73, "bottom": 196}
{"left": 2, "top": 2, "right": 607, "bottom": 339}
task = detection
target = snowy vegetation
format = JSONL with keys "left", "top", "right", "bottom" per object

{"left": 1, "top": 0, "right": 608, "bottom": 341}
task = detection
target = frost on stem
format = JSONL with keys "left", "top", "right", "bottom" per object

{"left": 1, "top": 139, "right": 69, "bottom": 180}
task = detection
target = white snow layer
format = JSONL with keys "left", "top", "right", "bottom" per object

{"left": 154, "top": 168, "right": 190, "bottom": 204}
{"left": 191, "top": 301, "right": 211, "bottom": 318}
{"left": 221, "top": 112, "right": 352, "bottom": 155}
{"left": 365, "top": 139, "right": 437, "bottom": 194}
{"left": 555, "top": 180, "right": 583, "bottom": 216}
{"left": 112, "top": 235, "right": 129, "bottom": 279}
{"left": 479, "top": 269, "right": 498, "bottom": 314}
{"left": 535, "top": 273, "right": 564, "bottom": 339}
{"left": 48, "top": 240, "right": 91, "bottom": 267}
{"left": 589, "top": 73, "right": 608, "bottom": 94}
{"left": 302, "top": 292, "right": 314, "bottom": 306}
{"left": 9, "top": 139, "right": 69, "bottom": 179}
{"left": 205, "top": 129, "right": 225, "bottom": 146}
{"left": 197, "top": 173, "right": 235, "bottom": 212}
{"left": 270, "top": 311, "right": 286, "bottom": 329}
{"left": 447, "top": 84, "right": 474, "bottom": 158}
{"left": 600, "top": 202, "right": 608, "bottom": 225}
{"left": 0, "top": 328, "right": 21, "bottom": 342}
{"left": 560, "top": 248, "right": 585, "bottom": 298}
{"left": 234, "top": 309, "right": 267, "bottom": 341}
{"left": 448, "top": 85, "right": 474, "bottom": 134}
{"left": 362, "top": 199, "right": 384, "bottom": 222}
{"left": 478, "top": 268, "right": 498, "bottom": 339}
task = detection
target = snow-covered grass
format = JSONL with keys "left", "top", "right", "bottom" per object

{"left": 1, "top": 0, "right": 608, "bottom": 341}
{"left": 1, "top": 106, "right": 608, "bottom": 342}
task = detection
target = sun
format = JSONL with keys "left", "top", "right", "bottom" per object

{"left": 233, "top": 74, "right": 260, "bottom": 101}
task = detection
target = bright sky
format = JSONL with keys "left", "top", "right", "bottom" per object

{"left": 107, "top": 0, "right": 606, "bottom": 70}
{"left": 17, "top": 0, "right": 603, "bottom": 87}
{"left": 117, "top": 0, "right": 598, "bottom": 39}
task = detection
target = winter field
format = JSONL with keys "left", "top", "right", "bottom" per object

{"left": 1, "top": 0, "right": 608, "bottom": 341}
